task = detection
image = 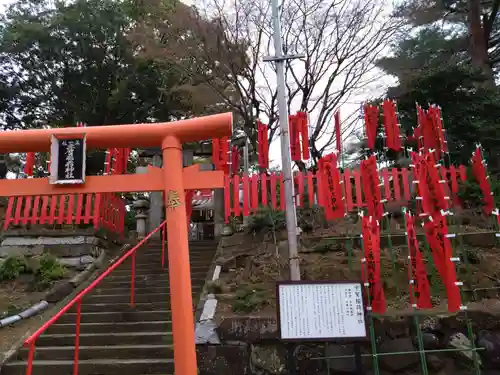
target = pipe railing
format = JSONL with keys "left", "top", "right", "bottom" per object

{"left": 23, "top": 220, "right": 168, "bottom": 375}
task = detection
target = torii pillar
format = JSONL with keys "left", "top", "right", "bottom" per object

{"left": 0, "top": 113, "right": 233, "bottom": 375}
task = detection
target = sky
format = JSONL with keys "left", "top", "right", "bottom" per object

{"left": 0, "top": 0, "right": 397, "bottom": 169}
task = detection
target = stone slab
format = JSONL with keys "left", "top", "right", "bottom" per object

{"left": 1, "top": 235, "right": 100, "bottom": 247}
{"left": 217, "top": 317, "right": 279, "bottom": 343}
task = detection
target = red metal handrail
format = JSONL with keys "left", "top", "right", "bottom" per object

{"left": 23, "top": 219, "right": 168, "bottom": 375}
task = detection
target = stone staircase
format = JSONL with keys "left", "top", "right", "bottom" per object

{"left": 1, "top": 239, "right": 217, "bottom": 375}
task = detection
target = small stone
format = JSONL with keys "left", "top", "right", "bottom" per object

{"left": 250, "top": 345, "right": 286, "bottom": 375}
{"left": 477, "top": 330, "right": 500, "bottom": 367}
{"left": 379, "top": 337, "right": 419, "bottom": 372}
{"left": 426, "top": 354, "right": 445, "bottom": 371}
{"left": 448, "top": 332, "right": 482, "bottom": 367}
{"left": 420, "top": 332, "right": 441, "bottom": 350}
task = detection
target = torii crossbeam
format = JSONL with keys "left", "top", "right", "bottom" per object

{"left": 0, "top": 113, "right": 233, "bottom": 375}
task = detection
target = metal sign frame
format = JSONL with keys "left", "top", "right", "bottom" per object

{"left": 49, "top": 134, "right": 87, "bottom": 185}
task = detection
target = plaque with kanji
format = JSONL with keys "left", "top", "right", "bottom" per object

{"left": 276, "top": 281, "right": 367, "bottom": 342}
{"left": 50, "top": 135, "right": 86, "bottom": 184}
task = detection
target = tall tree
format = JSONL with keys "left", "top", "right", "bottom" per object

{"left": 0, "top": 0, "right": 220, "bottom": 131}
{"left": 130, "top": 0, "right": 401, "bottom": 164}
{"left": 395, "top": 0, "right": 500, "bottom": 85}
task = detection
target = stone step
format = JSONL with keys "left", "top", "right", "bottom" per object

{"left": 110, "top": 266, "right": 210, "bottom": 276}
{"left": 45, "top": 320, "right": 173, "bottom": 335}
{"left": 70, "top": 302, "right": 174, "bottom": 313}
{"left": 82, "top": 291, "right": 199, "bottom": 305}
{"left": 57, "top": 310, "right": 172, "bottom": 324}
{"left": 109, "top": 269, "right": 209, "bottom": 278}
{"left": 1, "top": 358, "right": 174, "bottom": 375}
{"left": 96, "top": 278, "right": 205, "bottom": 289}
{"left": 99, "top": 275, "right": 205, "bottom": 288}
{"left": 93, "top": 286, "right": 174, "bottom": 295}
{"left": 17, "top": 344, "right": 174, "bottom": 361}
{"left": 35, "top": 332, "right": 173, "bottom": 347}
{"left": 141, "top": 251, "right": 215, "bottom": 258}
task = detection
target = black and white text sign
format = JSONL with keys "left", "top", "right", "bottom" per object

{"left": 276, "top": 281, "right": 367, "bottom": 341}
{"left": 50, "top": 135, "right": 86, "bottom": 184}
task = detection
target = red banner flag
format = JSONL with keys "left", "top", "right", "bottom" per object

{"left": 318, "top": 153, "right": 345, "bottom": 220}
{"left": 212, "top": 137, "right": 230, "bottom": 174}
{"left": 24, "top": 152, "right": 35, "bottom": 177}
{"left": 471, "top": 147, "right": 494, "bottom": 215}
{"left": 424, "top": 214, "right": 461, "bottom": 312}
{"left": 382, "top": 99, "right": 402, "bottom": 151}
{"left": 289, "top": 115, "right": 301, "bottom": 161}
{"left": 405, "top": 212, "right": 432, "bottom": 309}
{"left": 298, "top": 111, "right": 310, "bottom": 160}
{"left": 257, "top": 121, "right": 269, "bottom": 169}
{"left": 364, "top": 104, "right": 379, "bottom": 150}
{"left": 418, "top": 152, "right": 448, "bottom": 217}
{"left": 361, "top": 216, "right": 386, "bottom": 314}
{"left": 360, "top": 156, "right": 383, "bottom": 219}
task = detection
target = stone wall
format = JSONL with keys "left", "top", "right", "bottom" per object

{"left": 197, "top": 301, "right": 500, "bottom": 375}
{"left": 0, "top": 233, "right": 107, "bottom": 270}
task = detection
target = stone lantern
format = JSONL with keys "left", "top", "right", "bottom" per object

{"left": 132, "top": 197, "right": 150, "bottom": 239}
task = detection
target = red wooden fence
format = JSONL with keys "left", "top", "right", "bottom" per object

{"left": 3, "top": 193, "right": 126, "bottom": 236}
{"left": 224, "top": 166, "right": 467, "bottom": 222}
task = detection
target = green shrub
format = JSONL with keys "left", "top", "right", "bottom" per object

{"left": 247, "top": 206, "right": 286, "bottom": 233}
{"left": 458, "top": 167, "right": 500, "bottom": 209}
{"left": 231, "top": 284, "right": 270, "bottom": 313}
{"left": 0, "top": 256, "right": 29, "bottom": 281}
{"left": 36, "top": 254, "right": 67, "bottom": 284}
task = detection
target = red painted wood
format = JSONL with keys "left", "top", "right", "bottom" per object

{"left": 307, "top": 172, "right": 314, "bottom": 207}
{"left": 242, "top": 174, "right": 249, "bottom": 216}
{"left": 3, "top": 197, "right": 14, "bottom": 229}
{"left": 224, "top": 175, "right": 231, "bottom": 223}
{"left": 316, "top": 173, "right": 324, "bottom": 207}
{"left": 261, "top": 173, "right": 268, "bottom": 207}
{"left": 30, "top": 196, "right": 40, "bottom": 224}
{"left": 93, "top": 194, "right": 102, "bottom": 229}
{"left": 75, "top": 194, "right": 84, "bottom": 224}
{"left": 13, "top": 196, "right": 22, "bottom": 225}
{"left": 49, "top": 196, "right": 58, "bottom": 224}
{"left": 401, "top": 168, "right": 410, "bottom": 200}
{"left": 84, "top": 194, "right": 92, "bottom": 224}
{"left": 343, "top": 170, "right": 353, "bottom": 211}
{"left": 66, "top": 194, "right": 75, "bottom": 224}
{"left": 22, "top": 196, "right": 32, "bottom": 225}
{"left": 57, "top": 195, "right": 66, "bottom": 224}
{"left": 392, "top": 169, "right": 401, "bottom": 201}
{"left": 251, "top": 174, "right": 259, "bottom": 211}
{"left": 233, "top": 175, "right": 241, "bottom": 217}
{"left": 353, "top": 169, "right": 364, "bottom": 208}
{"left": 270, "top": 173, "right": 277, "bottom": 209}
{"left": 40, "top": 196, "right": 49, "bottom": 224}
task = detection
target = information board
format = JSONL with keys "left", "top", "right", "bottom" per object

{"left": 50, "top": 135, "right": 86, "bottom": 185}
{"left": 276, "top": 281, "right": 367, "bottom": 341}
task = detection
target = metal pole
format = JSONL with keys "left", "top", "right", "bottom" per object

{"left": 266, "top": 0, "right": 301, "bottom": 280}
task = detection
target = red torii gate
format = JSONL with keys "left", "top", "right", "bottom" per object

{"left": 0, "top": 113, "right": 232, "bottom": 375}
